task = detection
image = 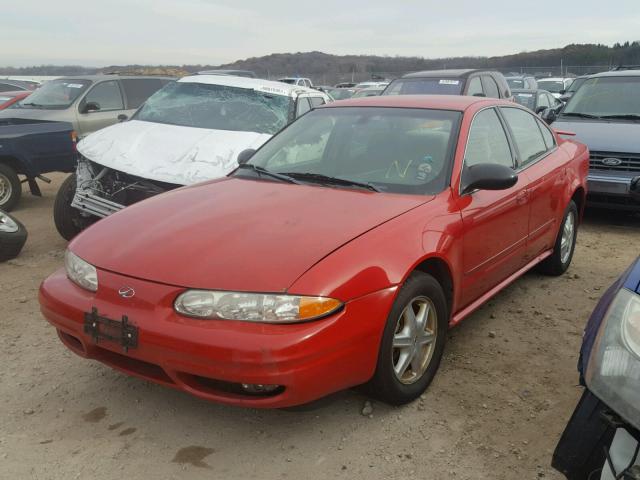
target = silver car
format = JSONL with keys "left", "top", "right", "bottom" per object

{"left": 0, "top": 74, "right": 173, "bottom": 137}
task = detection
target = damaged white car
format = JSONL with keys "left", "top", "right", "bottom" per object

{"left": 53, "top": 74, "right": 331, "bottom": 240}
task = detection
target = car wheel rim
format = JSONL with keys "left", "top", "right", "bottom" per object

{"left": 392, "top": 296, "right": 437, "bottom": 385}
{"left": 0, "top": 212, "right": 18, "bottom": 233}
{"left": 0, "top": 173, "right": 12, "bottom": 206}
{"left": 560, "top": 211, "right": 575, "bottom": 264}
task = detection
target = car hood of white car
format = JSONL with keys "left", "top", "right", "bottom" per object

{"left": 77, "top": 120, "right": 273, "bottom": 185}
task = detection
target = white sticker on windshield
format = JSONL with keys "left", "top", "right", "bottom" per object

{"left": 439, "top": 79, "right": 460, "bottom": 85}
{"left": 65, "top": 83, "right": 84, "bottom": 88}
{"left": 517, "top": 93, "right": 533, "bottom": 97}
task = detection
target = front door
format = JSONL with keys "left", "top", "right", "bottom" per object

{"left": 76, "top": 80, "right": 127, "bottom": 137}
{"left": 457, "top": 107, "right": 530, "bottom": 307}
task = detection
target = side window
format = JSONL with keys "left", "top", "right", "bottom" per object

{"left": 121, "top": 78, "right": 166, "bottom": 109}
{"left": 309, "top": 96, "right": 325, "bottom": 107}
{"left": 481, "top": 75, "right": 500, "bottom": 98}
{"left": 296, "top": 97, "right": 311, "bottom": 116}
{"left": 466, "top": 77, "right": 484, "bottom": 97}
{"left": 536, "top": 118, "right": 556, "bottom": 149}
{"left": 83, "top": 81, "right": 124, "bottom": 111}
{"left": 464, "top": 108, "right": 514, "bottom": 169}
{"left": 500, "top": 107, "right": 548, "bottom": 166}
{"left": 537, "top": 93, "right": 550, "bottom": 109}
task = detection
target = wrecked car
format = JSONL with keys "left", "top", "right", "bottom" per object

{"left": 53, "top": 75, "right": 331, "bottom": 240}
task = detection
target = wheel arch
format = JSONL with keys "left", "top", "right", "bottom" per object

{"left": 571, "top": 186, "right": 586, "bottom": 221}
{"left": 410, "top": 255, "right": 454, "bottom": 319}
{"left": 0, "top": 155, "right": 28, "bottom": 176}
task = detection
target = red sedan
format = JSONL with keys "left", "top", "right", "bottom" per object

{"left": 0, "top": 91, "right": 30, "bottom": 110}
{"left": 40, "top": 95, "right": 589, "bottom": 408}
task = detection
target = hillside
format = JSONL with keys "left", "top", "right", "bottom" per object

{"left": 2, "top": 41, "right": 639, "bottom": 82}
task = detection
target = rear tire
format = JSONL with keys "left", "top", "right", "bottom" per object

{"left": 0, "top": 210, "right": 27, "bottom": 261}
{"left": 537, "top": 200, "right": 578, "bottom": 276}
{"left": 0, "top": 164, "right": 21, "bottom": 212}
{"left": 54, "top": 174, "right": 95, "bottom": 241}
{"left": 367, "top": 271, "right": 448, "bottom": 405}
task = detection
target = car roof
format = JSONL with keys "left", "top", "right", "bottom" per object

{"left": 537, "top": 77, "right": 570, "bottom": 81}
{"left": 505, "top": 75, "right": 535, "bottom": 79}
{"left": 323, "top": 94, "right": 508, "bottom": 111}
{"left": 401, "top": 69, "right": 494, "bottom": 79}
{"left": 588, "top": 70, "right": 640, "bottom": 78}
{"left": 512, "top": 88, "right": 543, "bottom": 93}
{"left": 179, "top": 74, "right": 320, "bottom": 98}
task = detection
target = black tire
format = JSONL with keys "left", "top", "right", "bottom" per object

{"left": 0, "top": 164, "right": 22, "bottom": 212}
{"left": 0, "top": 210, "right": 27, "bottom": 262}
{"left": 53, "top": 174, "right": 95, "bottom": 241}
{"left": 367, "top": 271, "right": 449, "bottom": 405}
{"left": 537, "top": 200, "right": 579, "bottom": 276}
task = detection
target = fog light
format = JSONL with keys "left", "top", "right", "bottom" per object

{"left": 241, "top": 383, "right": 280, "bottom": 394}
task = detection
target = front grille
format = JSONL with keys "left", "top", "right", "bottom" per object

{"left": 590, "top": 151, "right": 640, "bottom": 172}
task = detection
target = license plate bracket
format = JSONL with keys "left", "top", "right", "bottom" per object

{"left": 83, "top": 307, "right": 138, "bottom": 352}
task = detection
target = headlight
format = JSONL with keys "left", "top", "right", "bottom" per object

{"left": 586, "top": 288, "right": 640, "bottom": 430}
{"left": 174, "top": 290, "right": 342, "bottom": 323}
{"left": 65, "top": 250, "right": 98, "bottom": 292}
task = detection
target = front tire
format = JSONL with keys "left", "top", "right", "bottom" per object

{"left": 537, "top": 200, "right": 578, "bottom": 276}
{"left": 368, "top": 271, "right": 448, "bottom": 405}
{"left": 0, "top": 164, "right": 22, "bottom": 212}
{"left": 53, "top": 174, "right": 95, "bottom": 241}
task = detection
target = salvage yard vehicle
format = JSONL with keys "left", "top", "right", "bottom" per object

{"left": 505, "top": 75, "right": 538, "bottom": 90}
{"left": 551, "top": 70, "right": 640, "bottom": 211}
{"left": 53, "top": 75, "right": 331, "bottom": 240}
{"left": 553, "top": 256, "right": 640, "bottom": 479}
{"left": 537, "top": 77, "right": 574, "bottom": 99}
{"left": 352, "top": 86, "right": 385, "bottom": 97}
{"left": 0, "top": 118, "right": 76, "bottom": 211}
{"left": 40, "top": 95, "right": 588, "bottom": 408}
{"left": 0, "top": 210, "right": 27, "bottom": 261}
{"left": 0, "top": 75, "right": 173, "bottom": 138}
{"left": 512, "top": 88, "right": 564, "bottom": 117}
{"left": 278, "top": 77, "right": 313, "bottom": 88}
{"left": 0, "top": 79, "right": 38, "bottom": 92}
{"left": 383, "top": 69, "right": 512, "bottom": 100}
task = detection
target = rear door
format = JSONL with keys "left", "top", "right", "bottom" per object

{"left": 76, "top": 80, "right": 126, "bottom": 136}
{"left": 499, "top": 106, "right": 565, "bottom": 261}
{"left": 457, "top": 107, "right": 530, "bottom": 306}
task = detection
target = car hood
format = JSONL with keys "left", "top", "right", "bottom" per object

{"left": 71, "top": 178, "right": 433, "bottom": 292}
{"left": 553, "top": 118, "right": 640, "bottom": 153}
{"left": 77, "top": 120, "right": 273, "bottom": 185}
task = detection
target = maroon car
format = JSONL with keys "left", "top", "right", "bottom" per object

{"left": 0, "top": 91, "right": 30, "bottom": 111}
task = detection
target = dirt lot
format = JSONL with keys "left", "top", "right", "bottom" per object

{"left": 1, "top": 173, "right": 639, "bottom": 479}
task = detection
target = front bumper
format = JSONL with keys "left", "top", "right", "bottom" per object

{"left": 552, "top": 389, "right": 640, "bottom": 479}
{"left": 587, "top": 171, "right": 640, "bottom": 210}
{"left": 39, "top": 268, "right": 397, "bottom": 408}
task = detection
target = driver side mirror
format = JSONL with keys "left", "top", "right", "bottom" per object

{"left": 81, "top": 101, "right": 100, "bottom": 114}
{"left": 535, "top": 105, "right": 547, "bottom": 114}
{"left": 237, "top": 148, "right": 256, "bottom": 165}
{"left": 461, "top": 163, "right": 518, "bottom": 195}
{"left": 540, "top": 108, "right": 557, "bottom": 125}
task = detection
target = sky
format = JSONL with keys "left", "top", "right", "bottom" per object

{"left": 3, "top": 0, "right": 640, "bottom": 67}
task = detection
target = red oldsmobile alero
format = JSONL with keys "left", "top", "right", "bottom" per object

{"left": 39, "top": 95, "right": 589, "bottom": 408}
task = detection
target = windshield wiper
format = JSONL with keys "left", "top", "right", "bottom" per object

{"left": 235, "top": 164, "right": 299, "bottom": 184}
{"left": 598, "top": 114, "right": 640, "bottom": 121}
{"left": 20, "top": 102, "right": 42, "bottom": 107}
{"left": 280, "top": 172, "right": 380, "bottom": 192}
{"left": 559, "top": 112, "right": 602, "bottom": 119}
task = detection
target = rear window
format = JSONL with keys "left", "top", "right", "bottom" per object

{"left": 121, "top": 78, "right": 171, "bottom": 109}
{"left": 383, "top": 78, "right": 464, "bottom": 96}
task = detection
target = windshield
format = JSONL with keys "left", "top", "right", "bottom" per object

{"left": 512, "top": 92, "right": 536, "bottom": 109}
{"left": 563, "top": 76, "right": 640, "bottom": 117}
{"left": 328, "top": 88, "right": 355, "bottom": 100}
{"left": 12, "top": 79, "right": 90, "bottom": 109}
{"left": 134, "top": 81, "right": 293, "bottom": 134}
{"left": 507, "top": 79, "right": 525, "bottom": 89}
{"left": 240, "top": 107, "right": 461, "bottom": 195}
{"left": 537, "top": 80, "right": 565, "bottom": 93}
{"left": 383, "top": 78, "right": 464, "bottom": 96}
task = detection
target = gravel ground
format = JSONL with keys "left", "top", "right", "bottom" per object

{"left": 1, "top": 173, "right": 639, "bottom": 479}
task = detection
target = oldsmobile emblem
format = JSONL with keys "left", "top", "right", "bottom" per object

{"left": 118, "top": 286, "right": 136, "bottom": 298}
{"left": 601, "top": 157, "right": 623, "bottom": 166}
